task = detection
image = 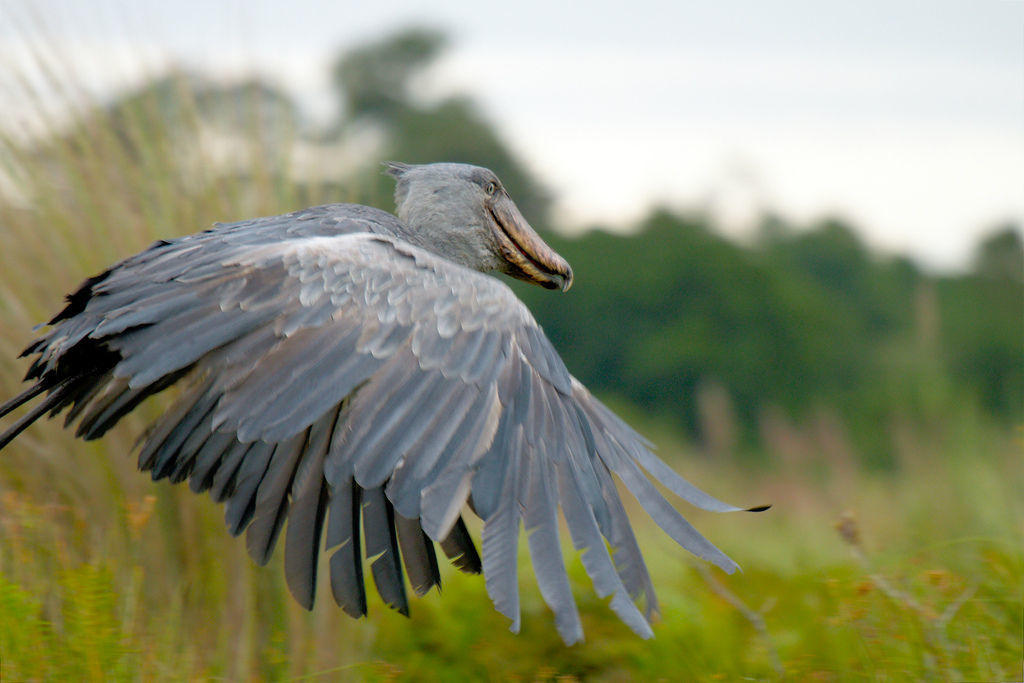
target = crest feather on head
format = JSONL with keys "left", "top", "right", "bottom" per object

{"left": 383, "top": 161, "right": 411, "bottom": 178}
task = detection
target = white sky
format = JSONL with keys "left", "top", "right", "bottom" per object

{"left": 1, "top": 0, "right": 1021, "bottom": 270}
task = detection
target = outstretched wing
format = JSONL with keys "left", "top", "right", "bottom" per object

{"left": 2, "top": 212, "right": 744, "bottom": 644}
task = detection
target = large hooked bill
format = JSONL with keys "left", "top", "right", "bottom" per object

{"left": 488, "top": 192, "right": 573, "bottom": 292}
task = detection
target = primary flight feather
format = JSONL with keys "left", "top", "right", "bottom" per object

{"left": 0, "top": 162, "right": 758, "bottom": 644}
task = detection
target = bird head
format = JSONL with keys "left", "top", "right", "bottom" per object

{"left": 386, "top": 162, "right": 573, "bottom": 291}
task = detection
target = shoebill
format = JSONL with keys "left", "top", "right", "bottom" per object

{"left": 0, "top": 162, "right": 764, "bottom": 645}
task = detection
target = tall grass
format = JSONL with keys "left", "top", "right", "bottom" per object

{"left": 1, "top": 410, "right": 1019, "bottom": 680}
{"left": 1, "top": 24, "right": 1021, "bottom": 681}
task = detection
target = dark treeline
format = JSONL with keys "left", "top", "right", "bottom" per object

{"left": 517, "top": 213, "right": 1022, "bottom": 464}
{"left": 24, "top": 27, "right": 1024, "bottom": 465}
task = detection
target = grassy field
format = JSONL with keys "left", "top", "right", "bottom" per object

{"left": 0, "top": 408, "right": 1019, "bottom": 681}
{"left": 0, "top": 68, "right": 1021, "bottom": 681}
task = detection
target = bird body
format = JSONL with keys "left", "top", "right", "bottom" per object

{"left": 0, "top": 162, "right": 753, "bottom": 644}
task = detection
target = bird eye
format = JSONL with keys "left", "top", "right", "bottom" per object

{"left": 485, "top": 182, "right": 497, "bottom": 196}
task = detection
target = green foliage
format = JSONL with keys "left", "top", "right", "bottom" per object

{"left": 516, "top": 211, "right": 1022, "bottom": 464}
{"left": 0, "top": 562, "right": 138, "bottom": 681}
{"left": 0, "top": 574, "right": 51, "bottom": 681}
{"left": 936, "top": 273, "right": 1024, "bottom": 420}
{"left": 971, "top": 224, "right": 1024, "bottom": 284}
{"left": 1, "top": 426, "right": 1020, "bottom": 681}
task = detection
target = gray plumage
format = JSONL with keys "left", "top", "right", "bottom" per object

{"left": 0, "top": 162, "right": 763, "bottom": 645}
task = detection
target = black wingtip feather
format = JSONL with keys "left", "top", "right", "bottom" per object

{"left": 285, "top": 482, "right": 329, "bottom": 610}
{"left": 78, "top": 368, "right": 192, "bottom": 442}
{"left": 48, "top": 270, "right": 112, "bottom": 325}
{"left": 245, "top": 432, "right": 308, "bottom": 566}
{"left": 362, "top": 486, "right": 409, "bottom": 616}
{"left": 223, "top": 443, "right": 274, "bottom": 536}
{"left": 246, "top": 495, "right": 290, "bottom": 566}
{"left": 208, "top": 441, "right": 253, "bottom": 503}
{"left": 0, "top": 381, "right": 48, "bottom": 421}
{"left": 439, "top": 516, "right": 482, "bottom": 574}
{"left": 328, "top": 480, "right": 368, "bottom": 618}
{"left": 0, "top": 380, "right": 72, "bottom": 451}
{"left": 18, "top": 339, "right": 43, "bottom": 359}
{"left": 395, "top": 514, "right": 441, "bottom": 597}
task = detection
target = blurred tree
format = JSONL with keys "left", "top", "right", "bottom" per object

{"left": 936, "top": 273, "right": 1023, "bottom": 423}
{"left": 971, "top": 224, "right": 1024, "bottom": 284}
{"left": 332, "top": 27, "right": 447, "bottom": 122}
{"left": 926, "top": 225, "right": 1024, "bottom": 423}
{"left": 516, "top": 209, "right": 874, "bottom": 445}
{"left": 328, "top": 27, "right": 550, "bottom": 223}
{"left": 520, "top": 207, "right": 1023, "bottom": 463}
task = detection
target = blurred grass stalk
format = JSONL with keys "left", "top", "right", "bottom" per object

{"left": 0, "top": 12, "right": 1022, "bottom": 682}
